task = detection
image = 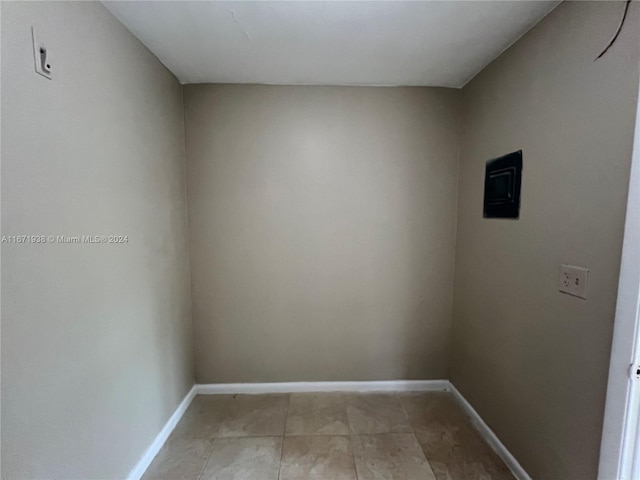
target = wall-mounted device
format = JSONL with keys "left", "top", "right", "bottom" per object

{"left": 31, "top": 27, "right": 52, "bottom": 80}
{"left": 483, "top": 150, "right": 522, "bottom": 219}
{"left": 559, "top": 264, "right": 589, "bottom": 299}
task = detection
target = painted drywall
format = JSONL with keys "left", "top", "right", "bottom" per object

{"left": 1, "top": 2, "right": 194, "bottom": 478}
{"left": 184, "top": 85, "right": 461, "bottom": 383}
{"left": 450, "top": 2, "right": 640, "bottom": 479}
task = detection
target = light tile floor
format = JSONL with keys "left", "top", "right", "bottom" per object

{"left": 143, "top": 391, "right": 515, "bottom": 480}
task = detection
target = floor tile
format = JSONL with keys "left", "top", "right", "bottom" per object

{"left": 141, "top": 438, "right": 212, "bottom": 480}
{"left": 217, "top": 394, "right": 289, "bottom": 437}
{"left": 168, "top": 395, "right": 230, "bottom": 441}
{"left": 199, "top": 436, "right": 282, "bottom": 480}
{"left": 398, "top": 392, "right": 469, "bottom": 435}
{"left": 346, "top": 393, "right": 413, "bottom": 434}
{"left": 286, "top": 393, "right": 350, "bottom": 435}
{"left": 416, "top": 399, "right": 514, "bottom": 480}
{"left": 279, "top": 435, "right": 357, "bottom": 480}
{"left": 416, "top": 426, "right": 514, "bottom": 480}
{"left": 399, "top": 392, "right": 514, "bottom": 479}
{"left": 352, "top": 433, "right": 437, "bottom": 480}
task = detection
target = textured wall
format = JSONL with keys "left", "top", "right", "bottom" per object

{"left": 1, "top": 2, "right": 194, "bottom": 478}
{"left": 184, "top": 85, "right": 461, "bottom": 383}
{"left": 450, "top": 2, "right": 640, "bottom": 478}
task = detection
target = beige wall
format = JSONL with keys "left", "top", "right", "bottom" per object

{"left": 1, "top": 2, "right": 194, "bottom": 478}
{"left": 184, "top": 85, "right": 461, "bottom": 383}
{"left": 450, "top": 2, "right": 640, "bottom": 479}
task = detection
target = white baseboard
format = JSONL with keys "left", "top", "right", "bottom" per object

{"left": 449, "top": 383, "right": 532, "bottom": 480}
{"left": 127, "top": 385, "right": 197, "bottom": 480}
{"left": 196, "top": 379, "right": 451, "bottom": 395}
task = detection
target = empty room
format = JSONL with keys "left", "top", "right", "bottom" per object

{"left": 2, "top": 1, "right": 640, "bottom": 479}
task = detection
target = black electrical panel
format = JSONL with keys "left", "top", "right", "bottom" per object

{"left": 483, "top": 150, "right": 522, "bottom": 219}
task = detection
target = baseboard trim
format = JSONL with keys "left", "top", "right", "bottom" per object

{"left": 127, "top": 384, "right": 197, "bottom": 480}
{"left": 196, "top": 379, "right": 451, "bottom": 395}
{"left": 449, "top": 384, "right": 532, "bottom": 480}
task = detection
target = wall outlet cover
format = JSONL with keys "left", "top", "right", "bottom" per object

{"left": 559, "top": 264, "right": 589, "bottom": 299}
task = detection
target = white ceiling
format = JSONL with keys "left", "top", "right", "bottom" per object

{"left": 103, "top": 1, "right": 558, "bottom": 88}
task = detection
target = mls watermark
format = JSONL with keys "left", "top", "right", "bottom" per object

{"left": 1, "top": 235, "right": 129, "bottom": 245}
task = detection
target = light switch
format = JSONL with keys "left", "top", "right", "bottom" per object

{"left": 559, "top": 264, "right": 589, "bottom": 299}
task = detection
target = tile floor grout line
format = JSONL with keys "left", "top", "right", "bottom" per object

{"left": 211, "top": 433, "right": 290, "bottom": 439}
{"left": 351, "top": 435, "right": 362, "bottom": 480}
{"left": 348, "top": 434, "right": 360, "bottom": 480}
{"left": 185, "top": 394, "right": 236, "bottom": 480}
{"left": 394, "top": 392, "right": 439, "bottom": 479}
{"left": 195, "top": 439, "right": 216, "bottom": 480}
{"left": 277, "top": 393, "right": 291, "bottom": 480}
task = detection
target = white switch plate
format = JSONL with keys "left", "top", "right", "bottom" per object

{"left": 31, "top": 27, "right": 52, "bottom": 79}
{"left": 559, "top": 264, "right": 589, "bottom": 299}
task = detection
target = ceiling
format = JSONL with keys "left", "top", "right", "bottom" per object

{"left": 103, "top": 1, "right": 559, "bottom": 88}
